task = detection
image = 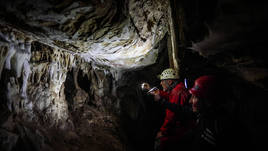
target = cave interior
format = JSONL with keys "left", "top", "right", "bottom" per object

{"left": 0, "top": 0, "right": 267, "bottom": 151}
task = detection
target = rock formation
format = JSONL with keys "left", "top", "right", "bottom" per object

{"left": 0, "top": 0, "right": 267, "bottom": 151}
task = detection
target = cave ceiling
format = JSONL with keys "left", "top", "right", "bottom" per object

{"left": 0, "top": 0, "right": 168, "bottom": 69}
{"left": 0, "top": 0, "right": 268, "bottom": 89}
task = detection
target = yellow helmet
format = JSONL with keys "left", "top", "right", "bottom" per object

{"left": 158, "top": 68, "right": 179, "bottom": 80}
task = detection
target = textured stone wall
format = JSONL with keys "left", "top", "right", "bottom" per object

{"left": 0, "top": 31, "right": 126, "bottom": 151}
{"left": 0, "top": 0, "right": 169, "bottom": 69}
{"left": 0, "top": 0, "right": 268, "bottom": 151}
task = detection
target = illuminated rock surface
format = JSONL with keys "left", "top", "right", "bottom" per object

{"left": 0, "top": 0, "right": 267, "bottom": 151}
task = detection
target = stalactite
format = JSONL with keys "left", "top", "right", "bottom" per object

{"left": 0, "top": 46, "right": 8, "bottom": 79}
{"left": 0, "top": 30, "right": 33, "bottom": 99}
{"left": 20, "top": 38, "right": 32, "bottom": 98}
{"left": 73, "top": 67, "right": 80, "bottom": 90}
{"left": 167, "top": 0, "right": 179, "bottom": 72}
{"left": 21, "top": 60, "right": 30, "bottom": 98}
{"left": 0, "top": 32, "right": 16, "bottom": 71}
{"left": 167, "top": 0, "right": 186, "bottom": 75}
{"left": 5, "top": 43, "right": 16, "bottom": 70}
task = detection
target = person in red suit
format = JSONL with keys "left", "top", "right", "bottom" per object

{"left": 143, "top": 68, "right": 195, "bottom": 151}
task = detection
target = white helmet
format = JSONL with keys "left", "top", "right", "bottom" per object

{"left": 158, "top": 68, "right": 179, "bottom": 80}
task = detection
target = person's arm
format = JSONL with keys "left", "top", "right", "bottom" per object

{"left": 158, "top": 90, "right": 169, "bottom": 99}
{"left": 159, "top": 89, "right": 195, "bottom": 121}
{"left": 160, "top": 98, "right": 179, "bottom": 111}
{"left": 159, "top": 98, "right": 193, "bottom": 118}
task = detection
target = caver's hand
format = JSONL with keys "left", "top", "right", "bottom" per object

{"left": 151, "top": 90, "right": 161, "bottom": 101}
{"left": 147, "top": 87, "right": 161, "bottom": 101}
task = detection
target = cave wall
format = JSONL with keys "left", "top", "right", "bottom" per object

{"left": 0, "top": 26, "right": 169, "bottom": 151}
{"left": 0, "top": 0, "right": 169, "bottom": 69}
{"left": 0, "top": 0, "right": 268, "bottom": 151}
{"left": 0, "top": 31, "right": 125, "bottom": 151}
{"left": 0, "top": 0, "right": 170, "bottom": 150}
